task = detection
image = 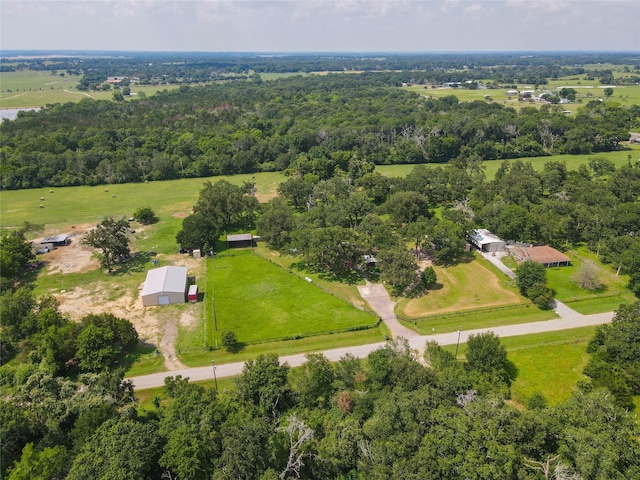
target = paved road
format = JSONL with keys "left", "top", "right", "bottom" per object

{"left": 127, "top": 311, "right": 613, "bottom": 390}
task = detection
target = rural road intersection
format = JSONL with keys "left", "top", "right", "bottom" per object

{"left": 129, "top": 256, "right": 614, "bottom": 390}
{"left": 128, "top": 310, "right": 613, "bottom": 390}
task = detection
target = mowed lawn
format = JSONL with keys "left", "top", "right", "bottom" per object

{"left": 449, "top": 326, "right": 597, "bottom": 406}
{"left": 545, "top": 247, "right": 635, "bottom": 314}
{"left": 503, "top": 327, "right": 596, "bottom": 406}
{"left": 202, "top": 250, "right": 378, "bottom": 346}
{"left": 398, "top": 256, "right": 526, "bottom": 318}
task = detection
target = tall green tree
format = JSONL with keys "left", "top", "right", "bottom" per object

{"left": 377, "top": 247, "right": 418, "bottom": 294}
{"left": 66, "top": 417, "right": 161, "bottom": 480}
{"left": 82, "top": 217, "right": 130, "bottom": 273}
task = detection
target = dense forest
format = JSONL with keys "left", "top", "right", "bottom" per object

{"left": 1, "top": 279, "right": 639, "bottom": 479}
{"left": 1, "top": 72, "right": 638, "bottom": 190}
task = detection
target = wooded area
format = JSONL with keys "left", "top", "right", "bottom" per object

{"left": 1, "top": 52, "right": 639, "bottom": 479}
{"left": 1, "top": 71, "right": 638, "bottom": 190}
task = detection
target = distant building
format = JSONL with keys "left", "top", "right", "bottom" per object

{"left": 41, "top": 234, "right": 71, "bottom": 247}
{"left": 141, "top": 266, "right": 188, "bottom": 306}
{"left": 106, "top": 76, "right": 128, "bottom": 84}
{"left": 468, "top": 229, "right": 506, "bottom": 252}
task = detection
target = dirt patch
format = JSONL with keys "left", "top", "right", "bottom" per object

{"left": 34, "top": 225, "right": 99, "bottom": 274}
{"left": 56, "top": 285, "right": 161, "bottom": 341}
{"left": 172, "top": 211, "right": 190, "bottom": 218}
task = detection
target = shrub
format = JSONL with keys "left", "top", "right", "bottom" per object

{"left": 133, "top": 207, "right": 158, "bottom": 225}
{"left": 222, "top": 330, "right": 238, "bottom": 353}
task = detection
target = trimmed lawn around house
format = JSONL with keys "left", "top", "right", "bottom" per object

{"left": 544, "top": 246, "right": 634, "bottom": 314}
{"left": 397, "top": 254, "right": 525, "bottom": 318}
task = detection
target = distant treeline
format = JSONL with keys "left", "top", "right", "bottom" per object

{"left": 2, "top": 51, "right": 640, "bottom": 87}
{"left": 1, "top": 73, "right": 638, "bottom": 190}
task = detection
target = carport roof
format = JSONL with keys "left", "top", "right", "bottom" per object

{"left": 141, "top": 266, "right": 187, "bottom": 296}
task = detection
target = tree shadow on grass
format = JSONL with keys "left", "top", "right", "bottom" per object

{"left": 504, "top": 359, "right": 519, "bottom": 385}
{"left": 318, "top": 269, "right": 363, "bottom": 285}
{"left": 112, "top": 251, "right": 157, "bottom": 276}
{"left": 119, "top": 340, "right": 159, "bottom": 372}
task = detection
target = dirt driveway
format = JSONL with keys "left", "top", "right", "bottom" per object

{"left": 37, "top": 226, "right": 202, "bottom": 371}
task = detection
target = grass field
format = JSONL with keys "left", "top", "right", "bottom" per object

{"left": 171, "top": 250, "right": 382, "bottom": 368}
{"left": 375, "top": 144, "right": 640, "bottom": 181}
{"left": 0, "top": 70, "right": 180, "bottom": 108}
{"left": 0, "top": 172, "right": 286, "bottom": 232}
{"left": 406, "top": 74, "right": 640, "bottom": 110}
{"left": 397, "top": 254, "right": 527, "bottom": 318}
{"left": 504, "top": 327, "right": 596, "bottom": 406}
{"left": 544, "top": 246, "right": 635, "bottom": 314}
{"left": 198, "top": 251, "right": 378, "bottom": 345}
{"left": 447, "top": 326, "right": 597, "bottom": 406}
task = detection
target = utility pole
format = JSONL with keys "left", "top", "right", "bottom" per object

{"left": 212, "top": 360, "right": 218, "bottom": 391}
{"left": 455, "top": 328, "right": 462, "bottom": 359}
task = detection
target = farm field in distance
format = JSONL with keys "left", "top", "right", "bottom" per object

{"left": 376, "top": 144, "right": 640, "bottom": 180}
{"left": 0, "top": 70, "right": 181, "bottom": 108}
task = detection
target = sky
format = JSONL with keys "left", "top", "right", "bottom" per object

{"left": 1, "top": 0, "right": 639, "bottom": 53}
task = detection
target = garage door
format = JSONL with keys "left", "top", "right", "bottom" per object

{"left": 158, "top": 295, "right": 170, "bottom": 305}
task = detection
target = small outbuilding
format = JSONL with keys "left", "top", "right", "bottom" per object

{"left": 187, "top": 284, "right": 199, "bottom": 303}
{"left": 226, "top": 233, "right": 254, "bottom": 248}
{"left": 512, "top": 245, "right": 571, "bottom": 268}
{"left": 141, "top": 266, "right": 188, "bottom": 306}
{"left": 468, "top": 229, "right": 506, "bottom": 252}
{"left": 41, "top": 234, "right": 71, "bottom": 247}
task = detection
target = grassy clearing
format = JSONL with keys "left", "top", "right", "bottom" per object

{"left": 445, "top": 326, "right": 597, "bottom": 406}
{"left": 375, "top": 145, "right": 640, "bottom": 181}
{"left": 545, "top": 246, "right": 634, "bottom": 313}
{"left": 178, "top": 326, "right": 389, "bottom": 368}
{"left": 0, "top": 171, "right": 285, "bottom": 231}
{"left": 0, "top": 70, "right": 181, "bottom": 108}
{"left": 397, "top": 254, "right": 525, "bottom": 318}
{"left": 135, "top": 376, "right": 238, "bottom": 409}
{"left": 505, "top": 328, "right": 595, "bottom": 406}
{"left": 176, "top": 251, "right": 379, "bottom": 353}
{"left": 253, "top": 244, "right": 369, "bottom": 310}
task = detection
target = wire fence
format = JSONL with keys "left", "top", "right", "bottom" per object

{"left": 251, "top": 249, "right": 377, "bottom": 316}
{"left": 178, "top": 318, "right": 382, "bottom": 354}
{"left": 396, "top": 302, "right": 532, "bottom": 324}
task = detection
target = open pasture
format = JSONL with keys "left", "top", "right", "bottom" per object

{"left": 375, "top": 145, "right": 640, "bottom": 180}
{"left": 0, "top": 70, "right": 181, "bottom": 108}
{"left": 0, "top": 171, "right": 286, "bottom": 231}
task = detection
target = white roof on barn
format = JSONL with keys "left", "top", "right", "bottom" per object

{"left": 469, "top": 229, "right": 504, "bottom": 246}
{"left": 141, "top": 266, "right": 188, "bottom": 296}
